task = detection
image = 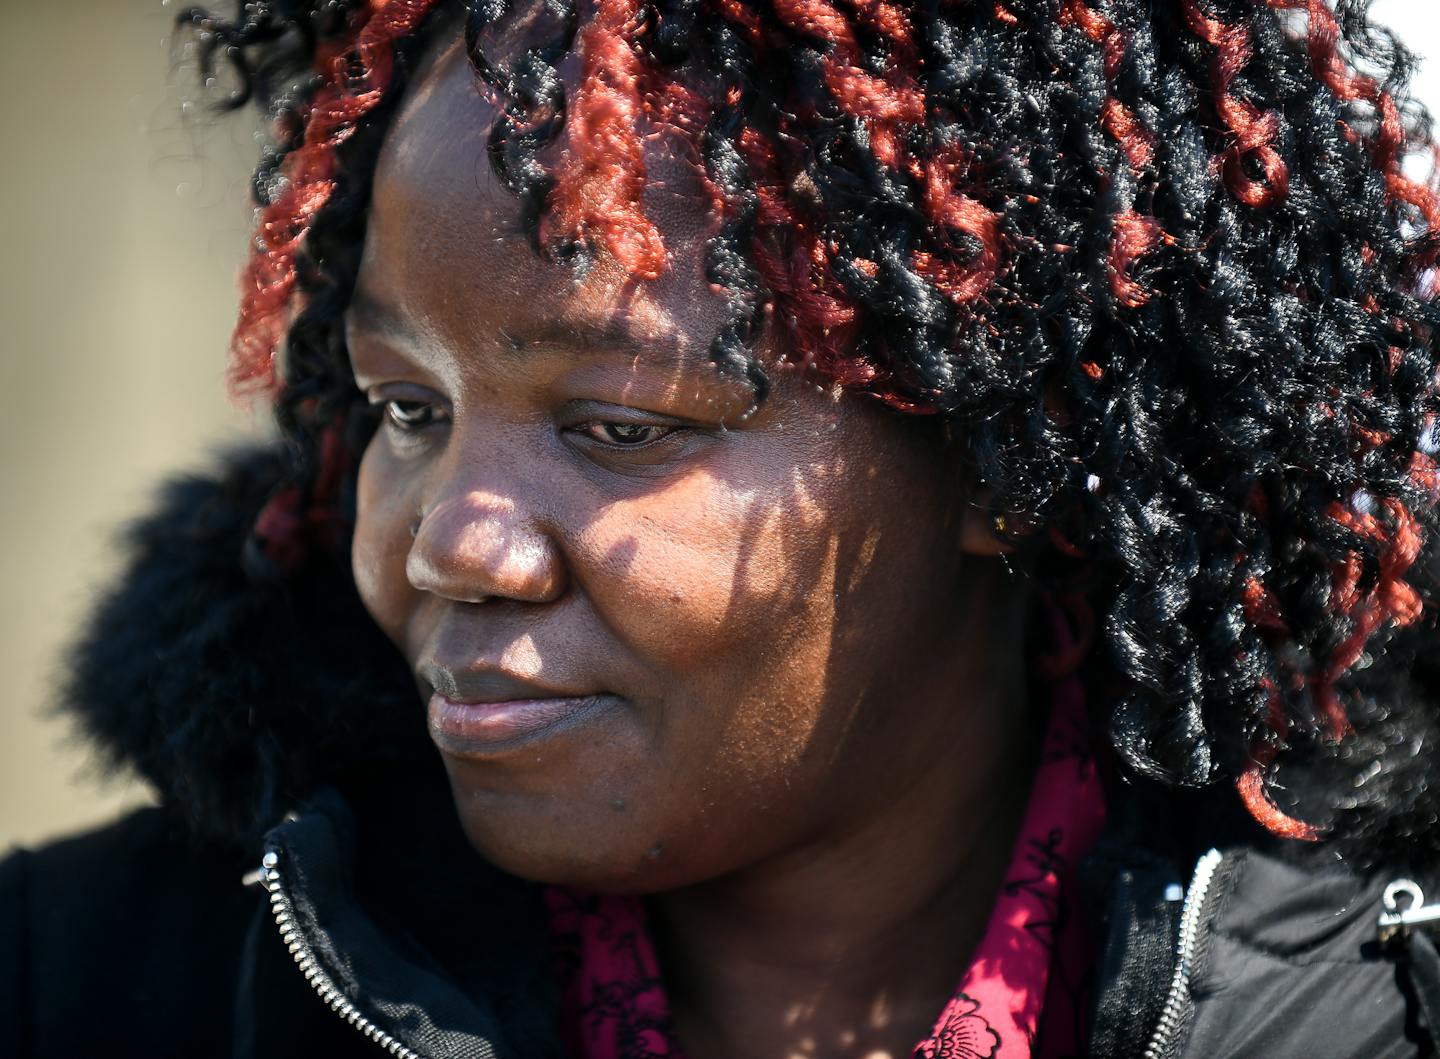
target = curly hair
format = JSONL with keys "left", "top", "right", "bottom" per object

{"left": 181, "top": 0, "right": 1440, "bottom": 857}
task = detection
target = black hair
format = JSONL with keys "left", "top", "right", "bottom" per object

{"left": 177, "top": 0, "right": 1440, "bottom": 860}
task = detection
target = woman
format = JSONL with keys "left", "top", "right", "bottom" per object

{"left": 5, "top": 0, "right": 1440, "bottom": 1055}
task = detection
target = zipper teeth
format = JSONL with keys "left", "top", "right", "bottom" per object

{"left": 257, "top": 838, "right": 1223, "bottom": 1059}
{"left": 1142, "top": 848, "right": 1224, "bottom": 1059}
{"left": 261, "top": 849, "right": 425, "bottom": 1059}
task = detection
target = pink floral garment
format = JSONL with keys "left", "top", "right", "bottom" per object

{"left": 546, "top": 608, "right": 1106, "bottom": 1059}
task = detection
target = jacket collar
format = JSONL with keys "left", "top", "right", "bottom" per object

{"left": 237, "top": 783, "right": 564, "bottom": 1059}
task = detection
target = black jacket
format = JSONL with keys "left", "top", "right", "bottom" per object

{"left": 4, "top": 449, "right": 1440, "bottom": 1058}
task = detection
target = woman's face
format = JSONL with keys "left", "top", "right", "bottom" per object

{"left": 348, "top": 35, "right": 1025, "bottom": 891}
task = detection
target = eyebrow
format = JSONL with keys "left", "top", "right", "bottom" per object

{"left": 346, "top": 290, "right": 703, "bottom": 366}
{"left": 522, "top": 316, "right": 698, "bottom": 361}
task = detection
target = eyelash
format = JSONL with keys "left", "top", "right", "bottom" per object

{"left": 381, "top": 399, "right": 442, "bottom": 431}
{"left": 375, "top": 399, "right": 678, "bottom": 449}
{"left": 574, "top": 422, "right": 677, "bottom": 448}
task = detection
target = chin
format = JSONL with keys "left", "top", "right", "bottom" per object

{"left": 441, "top": 765, "right": 697, "bottom": 893}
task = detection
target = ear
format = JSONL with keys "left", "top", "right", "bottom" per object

{"left": 960, "top": 501, "right": 1019, "bottom": 556}
{"left": 945, "top": 427, "right": 1032, "bottom": 557}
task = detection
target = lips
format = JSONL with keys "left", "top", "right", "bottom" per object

{"left": 417, "top": 660, "right": 621, "bottom": 757}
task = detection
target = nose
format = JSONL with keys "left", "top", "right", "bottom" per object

{"left": 406, "top": 490, "right": 567, "bottom": 605}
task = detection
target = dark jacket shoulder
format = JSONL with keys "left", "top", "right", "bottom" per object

{"left": 1084, "top": 789, "right": 1440, "bottom": 1058}
{"left": 1182, "top": 846, "right": 1436, "bottom": 1058}
{"left": 1, "top": 808, "right": 256, "bottom": 1058}
{"left": 1, "top": 789, "right": 564, "bottom": 1059}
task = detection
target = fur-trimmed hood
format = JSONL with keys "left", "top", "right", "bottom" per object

{"left": 62, "top": 446, "right": 436, "bottom": 848}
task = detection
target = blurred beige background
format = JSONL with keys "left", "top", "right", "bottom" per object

{"left": 0, "top": 1, "right": 1437, "bottom": 852}
{"left": 0, "top": 1, "right": 266, "bottom": 848}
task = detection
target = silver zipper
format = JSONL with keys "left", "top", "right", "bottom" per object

{"left": 257, "top": 847, "right": 426, "bottom": 1059}
{"left": 1142, "top": 848, "right": 1224, "bottom": 1059}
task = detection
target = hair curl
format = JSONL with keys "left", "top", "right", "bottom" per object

{"left": 182, "top": 0, "right": 1440, "bottom": 858}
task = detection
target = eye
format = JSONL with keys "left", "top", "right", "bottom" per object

{"left": 382, "top": 399, "right": 443, "bottom": 431}
{"left": 578, "top": 422, "right": 676, "bottom": 447}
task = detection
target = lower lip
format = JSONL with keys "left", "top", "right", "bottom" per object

{"left": 427, "top": 692, "right": 617, "bottom": 756}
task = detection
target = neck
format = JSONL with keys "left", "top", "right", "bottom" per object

{"left": 651, "top": 572, "right": 1039, "bottom": 1059}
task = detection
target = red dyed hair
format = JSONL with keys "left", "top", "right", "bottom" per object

{"left": 230, "top": 0, "right": 442, "bottom": 393}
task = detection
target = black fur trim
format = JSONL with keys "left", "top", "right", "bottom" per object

{"left": 60, "top": 446, "right": 432, "bottom": 848}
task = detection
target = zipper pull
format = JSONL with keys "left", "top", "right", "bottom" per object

{"left": 1378, "top": 879, "right": 1440, "bottom": 944}
{"left": 240, "top": 811, "right": 302, "bottom": 888}
{"left": 240, "top": 849, "right": 281, "bottom": 890}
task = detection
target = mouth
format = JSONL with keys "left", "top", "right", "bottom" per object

{"left": 426, "top": 691, "right": 623, "bottom": 756}
{"left": 417, "top": 660, "right": 623, "bottom": 758}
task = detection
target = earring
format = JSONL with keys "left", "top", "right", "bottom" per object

{"left": 992, "top": 512, "right": 1008, "bottom": 536}
{"left": 408, "top": 513, "right": 422, "bottom": 539}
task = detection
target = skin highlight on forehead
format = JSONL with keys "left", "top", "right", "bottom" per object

{"left": 350, "top": 30, "right": 773, "bottom": 427}
{"left": 365, "top": 34, "right": 725, "bottom": 324}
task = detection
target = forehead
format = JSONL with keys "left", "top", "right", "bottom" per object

{"left": 355, "top": 30, "right": 730, "bottom": 363}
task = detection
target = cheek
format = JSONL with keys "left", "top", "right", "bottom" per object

{"left": 351, "top": 439, "right": 422, "bottom": 652}
{"left": 565, "top": 463, "right": 865, "bottom": 783}
{"left": 574, "top": 475, "right": 833, "bottom": 659}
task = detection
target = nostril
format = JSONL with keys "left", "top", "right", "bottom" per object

{"left": 405, "top": 538, "right": 497, "bottom": 605}
{"left": 405, "top": 494, "right": 567, "bottom": 605}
